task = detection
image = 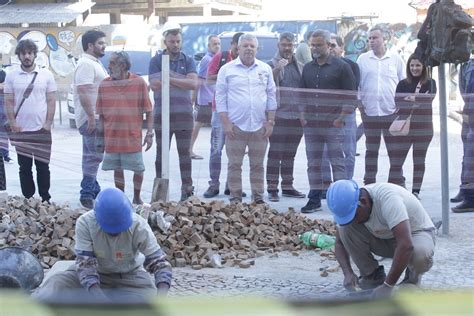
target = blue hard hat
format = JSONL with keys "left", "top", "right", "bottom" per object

{"left": 94, "top": 188, "right": 133, "bottom": 234}
{"left": 327, "top": 180, "right": 360, "bottom": 225}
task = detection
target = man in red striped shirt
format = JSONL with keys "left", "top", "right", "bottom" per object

{"left": 96, "top": 51, "right": 154, "bottom": 205}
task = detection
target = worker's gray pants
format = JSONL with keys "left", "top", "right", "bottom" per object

{"left": 33, "top": 264, "right": 156, "bottom": 302}
{"left": 338, "top": 223, "right": 435, "bottom": 283}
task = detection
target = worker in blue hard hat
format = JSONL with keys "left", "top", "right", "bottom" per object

{"left": 326, "top": 180, "right": 436, "bottom": 298}
{"left": 33, "top": 188, "right": 172, "bottom": 302}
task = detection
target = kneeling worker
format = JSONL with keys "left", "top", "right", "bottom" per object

{"left": 327, "top": 180, "right": 436, "bottom": 298}
{"left": 34, "top": 188, "right": 172, "bottom": 301}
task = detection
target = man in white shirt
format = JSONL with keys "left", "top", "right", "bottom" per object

{"left": 216, "top": 33, "right": 277, "bottom": 203}
{"left": 4, "top": 39, "right": 56, "bottom": 202}
{"left": 327, "top": 180, "right": 436, "bottom": 298}
{"left": 73, "top": 30, "right": 108, "bottom": 209}
{"left": 357, "top": 26, "right": 405, "bottom": 185}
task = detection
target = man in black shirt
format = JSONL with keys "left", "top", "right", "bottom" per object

{"left": 321, "top": 34, "right": 361, "bottom": 188}
{"left": 266, "top": 32, "right": 306, "bottom": 202}
{"left": 300, "top": 29, "right": 356, "bottom": 213}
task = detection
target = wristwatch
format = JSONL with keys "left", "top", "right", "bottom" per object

{"left": 267, "top": 120, "right": 275, "bottom": 126}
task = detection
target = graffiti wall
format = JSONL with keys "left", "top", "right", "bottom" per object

{"left": 0, "top": 24, "right": 139, "bottom": 93}
{"left": 338, "top": 22, "right": 422, "bottom": 62}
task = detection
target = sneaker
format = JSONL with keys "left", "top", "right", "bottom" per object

{"left": 224, "top": 188, "right": 247, "bottom": 197}
{"left": 450, "top": 191, "right": 464, "bottom": 203}
{"left": 301, "top": 199, "right": 322, "bottom": 213}
{"left": 358, "top": 265, "right": 386, "bottom": 289}
{"left": 80, "top": 198, "right": 94, "bottom": 210}
{"left": 281, "top": 189, "right": 305, "bottom": 198}
{"left": 412, "top": 191, "right": 421, "bottom": 200}
{"left": 268, "top": 191, "right": 279, "bottom": 202}
{"left": 451, "top": 200, "right": 474, "bottom": 213}
{"left": 203, "top": 186, "right": 219, "bottom": 198}
{"left": 254, "top": 199, "right": 265, "bottom": 205}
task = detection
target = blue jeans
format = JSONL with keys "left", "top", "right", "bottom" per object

{"left": 322, "top": 112, "right": 357, "bottom": 182}
{"left": 304, "top": 121, "right": 345, "bottom": 201}
{"left": 208, "top": 111, "right": 225, "bottom": 187}
{"left": 79, "top": 122, "right": 103, "bottom": 200}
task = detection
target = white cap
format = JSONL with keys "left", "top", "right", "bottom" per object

{"left": 162, "top": 22, "right": 182, "bottom": 36}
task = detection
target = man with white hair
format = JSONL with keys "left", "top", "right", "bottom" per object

{"left": 357, "top": 26, "right": 405, "bottom": 186}
{"left": 216, "top": 33, "right": 277, "bottom": 204}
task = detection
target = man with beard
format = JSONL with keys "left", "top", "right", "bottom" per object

{"left": 321, "top": 34, "right": 360, "bottom": 190}
{"left": 4, "top": 39, "right": 56, "bottom": 202}
{"left": 73, "top": 29, "right": 108, "bottom": 209}
{"left": 266, "top": 32, "right": 306, "bottom": 202}
{"left": 149, "top": 23, "right": 198, "bottom": 201}
{"left": 299, "top": 30, "right": 356, "bottom": 213}
{"left": 216, "top": 33, "right": 277, "bottom": 204}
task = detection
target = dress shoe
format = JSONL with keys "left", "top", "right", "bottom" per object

{"left": 203, "top": 186, "right": 219, "bottom": 198}
{"left": 281, "top": 189, "right": 305, "bottom": 198}
{"left": 268, "top": 191, "right": 279, "bottom": 202}
{"left": 450, "top": 190, "right": 464, "bottom": 203}
{"left": 301, "top": 199, "right": 321, "bottom": 213}
{"left": 451, "top": 200, "right": 474, "bottom": 213}
{"left": 224, "top": 188, "right": 246, "bottom": 197}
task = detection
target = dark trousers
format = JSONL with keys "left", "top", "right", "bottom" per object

{"left": 362, "top": 113, "right": 398, "bottom": 185}
{"left": 0, "top": 155, "right": 5, "bottom": 191}
{"left": 304, "top": 121, "right": 345, "bottom": 201}
{"left": 388, "top": 129, "right": 433, "bottom": 192}
{"left": 154, "top": 113, "right": 193, "bottom": 191}
{"left": 266, "top": 117, "right": 303, "bottom": 193}
{"left": 14, "top": 131, "right": 52, "bottom": 201}
{"left": 460, "top": 120, "right": 469, "bottom": 189}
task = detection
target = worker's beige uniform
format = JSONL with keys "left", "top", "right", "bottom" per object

{"left": 338, "top": 183, "right": 436, "bottom": 281}
{"left": 33, "top": 211, "right": 168, "bottom": 301}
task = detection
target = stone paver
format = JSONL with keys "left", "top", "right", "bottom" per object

{"left": 5, "top": 103, "right": 474, "bottom": 298}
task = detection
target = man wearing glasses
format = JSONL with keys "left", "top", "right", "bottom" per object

{"left": 149, "top": 23, "right": 198, "bottom": 201}
{"left": 299, "top": 29, "right": 356, "bottom": 213}
{"left": 266, "top": 32, "right": 306, "bottom": 202}
{"left": 327, "top": 180, "right": 436, "bottom": 298}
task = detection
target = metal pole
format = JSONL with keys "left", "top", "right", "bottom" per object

{"left": 161, "top": 54, "right": 170, "bottom": 202}
{"left": 438, "top": 62, "right": 450, "bottom": 235}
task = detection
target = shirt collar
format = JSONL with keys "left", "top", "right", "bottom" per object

{"left": 369, "top": 49, "right": 391, "bottom": 60}
{"left": 311, "top": 54, "right": 333, "bottom": 66}
{"left": 236, "top": 56, "right": 258, "bottom": 69}
{"left": 19, "top": 64, "right": 40, "bottom": 74}
{"left": 84, "top": 53, "right": 101, "bottom": 63}
{"left": 163, "top": 49, "right": 185, "bottom": 61}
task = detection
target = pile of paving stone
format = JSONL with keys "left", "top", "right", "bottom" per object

{"left": 0, "top": 196, "right": 337, "bottom": 269}
{"left": 144, "top": 197, "right": 336, "bottom": 269}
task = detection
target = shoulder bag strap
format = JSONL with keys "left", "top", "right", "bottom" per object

{"left": 14, "top": 71, "right": 38, "bottom": 119}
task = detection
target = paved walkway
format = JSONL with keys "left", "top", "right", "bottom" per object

{"left": 4, "top": 105, "right": 474, "bottom": 298}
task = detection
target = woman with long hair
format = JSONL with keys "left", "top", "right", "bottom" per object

{"left": 388, "top": 54, "right": 437, "bottom": 199}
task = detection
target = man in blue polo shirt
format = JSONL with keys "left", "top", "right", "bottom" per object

{"left": 149, "top": 23, "right": 198, "bottom": 201}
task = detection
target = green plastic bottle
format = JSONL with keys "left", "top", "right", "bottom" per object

{"left": 298, "top": 231, "right": 336, "bottom": 250}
